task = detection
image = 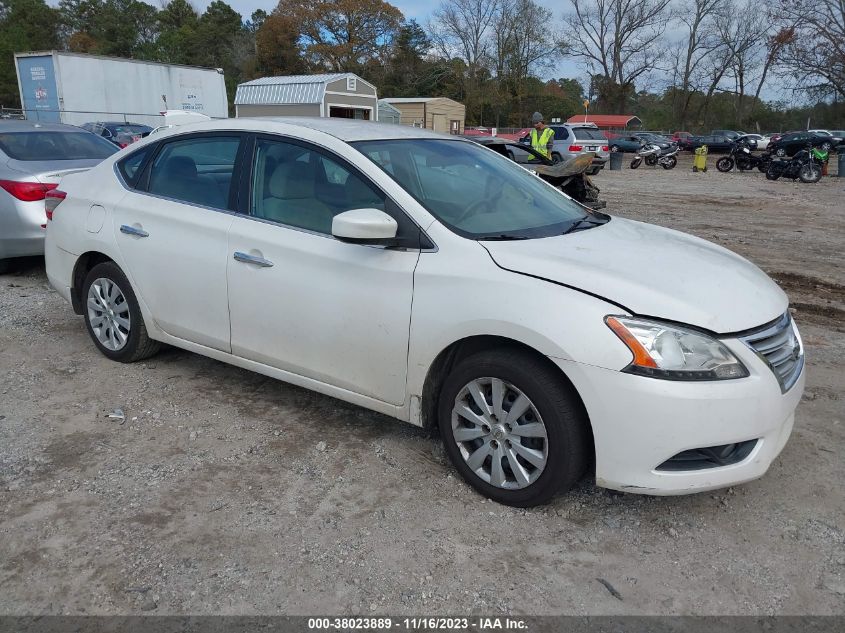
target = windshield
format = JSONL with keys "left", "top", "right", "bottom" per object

{"left": 0, "top": 131, "right": 118, "bottom": 161}
{"left": 353, "top": 139, "right": 591, "bottom": 240}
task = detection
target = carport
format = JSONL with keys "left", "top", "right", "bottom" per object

{"left": 234, "top": 73, "right": 378, "bottom": 120}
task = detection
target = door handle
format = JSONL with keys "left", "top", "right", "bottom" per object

{"left": 233, "top": 251, "right": 274, "bottom": 267}
{"left": 120, "top": 224, "right": 149, "bottom": 238}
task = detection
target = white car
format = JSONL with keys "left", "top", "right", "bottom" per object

{"left": 44, "top": 118, "right": 804, "bottom": 507}
{"left": 738, "top": 133, "right": 769, "bottom": 150}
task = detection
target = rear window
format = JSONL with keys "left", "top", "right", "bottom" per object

{"left": 571, "top": 128, "right": 607, "bottom": 141}
{"left": 111, "top": 125, "right": 151, "bottom": 135}
{"left": 0, "top": 131, "right": 118, "bottom": 161}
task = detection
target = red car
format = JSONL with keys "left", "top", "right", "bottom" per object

{"left": 672, "top": 131, "right": 692, "bottom": 142}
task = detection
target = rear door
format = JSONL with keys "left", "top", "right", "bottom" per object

{"left": 113, "top": 132, "right": 245, "bottom": 352}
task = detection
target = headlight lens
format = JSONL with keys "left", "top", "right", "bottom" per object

{"left": 605, "top": 316, "right": 749, "bottom": 381}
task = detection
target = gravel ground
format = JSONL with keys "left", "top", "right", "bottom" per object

{"left": 1, "top": 154, "right": 843, "bottom": 616}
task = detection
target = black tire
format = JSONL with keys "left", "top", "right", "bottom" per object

{"left": 437, "top": 348, "right": 590, "bottom": 507}
{"left": 630, "top": 158, "right": 641, "bottom": 169}
{"left": 799, "top": 163, "right": 822, "bottom": 183}
{"left": 757, "top": 163, "right": 768, "bottom": 173}
{"left": 82, "top": 261, "right": 160, "bottom": 363}
{"left": 551, "top": 152, "right": 562, "bottom": 163}
{"left": 716, "top": 157, "right": 733, "bottom": 172}
{"left": 610, "top": 145, "right": 620, "bottom": 153}
{"left": 766, "top": 166, "right": 780, "bottom": 180}
{"left": 661, "top": 155, "right": 677, "bottom": 169}
{"left": 821, "top": 142, "right": 831, "bottom": 152}
{"left": 775, "top": 147, "right": 786, "bottom": 157}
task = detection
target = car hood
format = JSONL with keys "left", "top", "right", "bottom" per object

{"left": 482, "top": 217, "right": 787, "bottom": 333}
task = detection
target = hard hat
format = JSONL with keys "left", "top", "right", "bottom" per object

{"left": 531, "top": 112, "right": 544, "bottom": 124}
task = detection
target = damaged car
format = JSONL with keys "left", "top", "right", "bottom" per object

{"left": 464, "top": 136, "right": 606, "bottom": 210}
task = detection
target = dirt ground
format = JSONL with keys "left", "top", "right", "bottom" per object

{"left": 1, "top": 154, "right": 843, "bottom": 616}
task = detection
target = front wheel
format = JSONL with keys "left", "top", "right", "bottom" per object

{"left": 551, "top": 152, "right": 562, "bottom": 164}
{"left": 661, "top": 155, "right": 677, "bottom": 169}
{"left": 82, "top": 261, "right": 161, "bottom": 363}
{"left": 716, "top": 157, "right": 734, "bottom": 172}
{"left": 799, "top": 163, "right": 822, "bottom": 183}
{"left": 630, "top": 158, "right": 642, "bottom": 169}
{"left": 438, "top": 349, "right": 589, "bottom": 507}
{"left": 766, "top": 166, "right": 781, "bottom": 180}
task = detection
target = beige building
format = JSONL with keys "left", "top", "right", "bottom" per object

{"left": 234, "top": 73, "right": 377, "bottom": 120}
{"left": 380, "top": 97, "right": 466, "bottom": 134}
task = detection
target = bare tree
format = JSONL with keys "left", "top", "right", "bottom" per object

{"left": 772, "top": 0, "right": 845, "bottom": 100}
{"left": 492, "top": 0, "right": 560, "bottom": 120}
{"left": 671, "top": 0, "right": 726, "bottom": 129}
{"left": 563, "top": 0, "right": 672, "bottom": 111}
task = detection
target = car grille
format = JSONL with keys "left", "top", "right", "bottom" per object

{"left": 739, "top": 313, "right": 803, "bottom": 393}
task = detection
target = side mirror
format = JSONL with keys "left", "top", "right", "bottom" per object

{"left": 332, "top": 208, "right": 398, "bottom": 245}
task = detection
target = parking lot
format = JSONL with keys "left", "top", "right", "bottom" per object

{"left": 1, "top": 154, "right": 843, "bottom": 616}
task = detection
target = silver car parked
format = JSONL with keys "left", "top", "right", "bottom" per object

{"left": 0, "top": 121, "right": 117, "bottom": 272}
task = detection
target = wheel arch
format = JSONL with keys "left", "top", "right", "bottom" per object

{"left": 70, "top": 251, "right": 116, "bottom": 314}
{"left": 417, "top": 335, "right": 594, "bottom": 459}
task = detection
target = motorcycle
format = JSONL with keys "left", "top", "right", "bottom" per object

{"left": 716, "top": 140, "right": 772, "bottom": 173}
{"left": 631, "top": 143, "right": 678, "bottom": 170}
{"left": 765, "top": 145, "right": 827, "bottom": 183}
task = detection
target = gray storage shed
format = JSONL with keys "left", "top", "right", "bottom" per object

{"left": 235, "top": 73, "right": 378, "bottom": 120}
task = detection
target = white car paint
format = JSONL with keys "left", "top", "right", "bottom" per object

{"left": 45, "top": 117, "right": 803, "bottom": 497}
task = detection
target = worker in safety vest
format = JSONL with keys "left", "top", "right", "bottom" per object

{"left": 530, "top": 112, "right": 554, "bottom": 159}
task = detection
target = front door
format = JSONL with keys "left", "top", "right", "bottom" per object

{"left": 227, "top": 136, "right": 420, "bottom": 405}
{"left": 113, "top": 133, "right": 243, "bottom": 352}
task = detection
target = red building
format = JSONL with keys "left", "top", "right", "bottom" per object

{"left": 566, "top": 114, "right": 642, "bottom": 129}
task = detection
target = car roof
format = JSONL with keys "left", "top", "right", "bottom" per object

{"left": 0, "top": 120, "right": 91, "bottom": 133}
{"left": 153, "top": 117, "right": 457, "bottom": 143}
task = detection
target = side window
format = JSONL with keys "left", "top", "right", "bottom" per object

{"left": 117, "top": 145, "right": 154, "bottom": 188}
{"left": 553, "top": 127, "right": 569, "bottom": 140}
{"left": 147, "top": 135, "right": 240, "bottom": 210}
{"left": 252, "top": 138, "right": 385, "bottom": 235}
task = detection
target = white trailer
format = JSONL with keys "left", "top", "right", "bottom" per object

{"left": 14, "top": 51, "right": 228, "bottom": 127}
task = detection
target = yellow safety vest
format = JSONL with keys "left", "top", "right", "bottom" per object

{"left": 530, "top": 127, "right": 555, "bottom": 158}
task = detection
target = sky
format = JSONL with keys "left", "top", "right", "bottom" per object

{"left": 191, "top": 0, "right": 588, "bottom": 96}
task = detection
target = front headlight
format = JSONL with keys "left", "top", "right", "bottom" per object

{"left": 605, "top": 316, "right": 749, "bottom": 381}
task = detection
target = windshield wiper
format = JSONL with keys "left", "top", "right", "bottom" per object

{"left": 559, "top": 216, "right": 605, "bottom": 235}
{"left": 478, "top": 234, "right": 530, "bottom": 241}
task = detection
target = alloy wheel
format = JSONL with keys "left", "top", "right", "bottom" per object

{"left": 451, "top": 377, "right": 548, "bottom": 490}
{"left": 87, "top": 277, "right": 131, "bottom": 351}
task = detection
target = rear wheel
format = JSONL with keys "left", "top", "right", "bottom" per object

{"left": 610, "top": 145, "right": 620, "bottom": 153}
{"left": 766, "top": 165, "right": 781, "bottom": 180}
{"left": 438, "top": 349, "right": 590, "bottom": 507}
{"left": 661, "top": 155, "right": 677, "bottom": 169}
{"left": 551, "top": 152, "right": 562, "bottom": 163}
{"left": 82, "top": 261, "right": 160, "bottom": 363}
{"left": 716, "top": 157, "right": 734, "bottom": 172}
{"left": 775, "top": 147, "right": 786, "bottom": 157}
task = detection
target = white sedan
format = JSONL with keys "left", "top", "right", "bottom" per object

{"left": 44, "top": 118, "right": 804, "bottom": 507}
